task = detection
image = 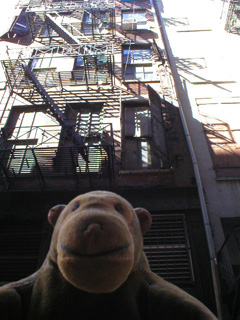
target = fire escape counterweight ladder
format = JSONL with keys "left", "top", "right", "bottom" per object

{"left": 45, "top": 14, "right": 80, "bottom": 45}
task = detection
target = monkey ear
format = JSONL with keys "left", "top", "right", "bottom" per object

{"left": 134, "top": 208, "right": 152, "bottom": 234}
{"left": 48, "top": 205, "right": 66, "bottom": 227}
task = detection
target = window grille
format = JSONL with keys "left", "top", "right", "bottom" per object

{"left": 143, "top": 214, "right": 195, "bottom": 284}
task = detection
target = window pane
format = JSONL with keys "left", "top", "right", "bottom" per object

{"left": 124, "top": 106, "right": 151, "bottom": 137}
{"left": 84, "top": 13, "right": 92, "bottom": 23}
{"left": 75, "top": 56, "right": 84, "bottom": 67}
{"left": 135, "top": 66, "right": 144, "bottom": 73}
{"left": 144, "top": 73, "right": 153, "bottom": 80}
{"left": 141, "top": 140, "right": 151, "bottom": 168}
{"left": 122, "top": 12, "right": 146, "bottom": 29}
{"left": 137, "top": 12, "right": 146, "bottom": 22}
{"left": 141, "top": 50, "right": 151, "bottom": 62}
{"left": 124, "top": 139, "right": 139, "bottom": 169}
{"left": 123, "top": 13, "right": 134, "bottom": 20}
{"left": 125, "top": 65, "right": 135, "bottom": 80}
{"left": 124, "top": 49, "right": 151, "bottom": 64}
{"left": 135, "top": 107, "right": 151, "bottom": 137}
{"left": 124, "top": 107, "right": 135, "bottom": 136}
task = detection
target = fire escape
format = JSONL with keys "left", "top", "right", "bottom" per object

{"left": 225, "top": 0, "right": 240, "bottom": 35}
{"left": 0, "top": 0, "right": 134, "bottom": 191}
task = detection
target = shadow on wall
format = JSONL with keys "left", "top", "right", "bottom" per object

{"left": 162, "top": 17, "right": 189, "bottom": 27}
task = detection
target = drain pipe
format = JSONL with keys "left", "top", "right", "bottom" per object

{"left": 151, "top": 1, "right": 223, "bottom": 319}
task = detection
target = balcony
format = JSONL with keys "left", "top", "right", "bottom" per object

{"left": 0, "top": 123, "right": 114, "bottom": 190}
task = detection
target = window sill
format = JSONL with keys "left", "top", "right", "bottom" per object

{"left": 119, "top": 168, "right": 172, "bottom": 175}
{"left": 216, "top": 177, "right": 240, "bottom": 181}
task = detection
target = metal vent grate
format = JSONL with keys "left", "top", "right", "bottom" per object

{"left": 143, "top": 214, "right": 194, "bottom": 284}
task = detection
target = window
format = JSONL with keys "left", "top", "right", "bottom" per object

{"left": 82, "top": 11, "right": 110, "bottom": 35}
{"left": 11, "top": 8, "right": 29, "bottom": 37}
{"left": 143, "top": 214, "right": 194, "bottom": 284}
{"left": 72, "top": 56, "right": 85, "bottom": 81}
{"left": 225, "top": 2, "right": 240, "bottom": 34}
{"left": 122, "top": 88, "right": 170, "bottom": 170}
{"left": 72, "top": 54, "right": 110, "bottom": 84}
{"left": 125, "top": 65, "right": 153, "bottom": 81}
{"left": 1, "top": 109, "right": 61, "bottom": 176}
{"left": 123, "top": 105, "right": 161, "bottom": 170}
{"left": 82, "top": 12, "right": 92, "bottom": 34}
{"left": 4, "top": 110, "right": 60, "bottom": 149}
{"left": 124, "top": 106, "right": 151, "bottom": 137}
{"left": 123, "top": 46, "right": 154, "bottom": 81}
{"left": 122, "top": 11, "right": 147, "bottom": 30}
{"left": 59, "top": 103, "right": 105, "bottom": 173}
{"left": 123, "top": 48, "right": 151, "bottom": 64}
{"left": 30, "top": 52, "right": 74, "bottom": 72}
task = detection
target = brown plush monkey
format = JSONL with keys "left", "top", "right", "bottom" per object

{"left": 0, "top": 191, "right": 218, "bottom": 320}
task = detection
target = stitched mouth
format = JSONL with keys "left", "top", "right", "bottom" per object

{"left": 61, "top": 242, "right": 130, "bottom": 258}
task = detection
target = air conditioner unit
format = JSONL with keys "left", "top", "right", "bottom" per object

{"left": 122, "top": 18, "right": 138, "bottom": 31}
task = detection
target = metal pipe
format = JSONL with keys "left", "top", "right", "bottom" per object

{"left": 151, "top": 0, "right": 223, "bottom": 318}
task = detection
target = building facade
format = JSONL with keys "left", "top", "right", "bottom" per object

{"left": 0, "top": 0, "right": 218, "bottom": 315}
{"left": 153, "top": 0, "right": 240, "bottom": 319}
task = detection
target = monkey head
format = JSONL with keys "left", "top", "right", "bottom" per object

{"left": 47, "top": 191, "right": 151, "bottom": 294}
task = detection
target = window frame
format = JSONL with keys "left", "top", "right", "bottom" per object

{"left": 122, "top": 102, "right": 164, "bottom": 170}
{"left": 122, "top": 10, "right": 147, "bottom": 31}
{"left": 122, "top": 45, "right": 154, "bottom": 81}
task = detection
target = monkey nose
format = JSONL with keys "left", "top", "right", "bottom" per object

{"left": 83, "top": 223, "right": 102, "bottom": 234}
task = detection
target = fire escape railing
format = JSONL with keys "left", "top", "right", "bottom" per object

{"left": 225, "top": 0, "right": 240, "bottom": 35}
{"left": 0, "top": 122, "right": 114, "bottom": 189}
{"left": 25, "top": 0, "right": 116, "bottom": 41}
{"left": 2, "top": 44, "right": 114, "bottom": 88}
{"left": 0, "top": 0, "right": 120, "bottom": 190}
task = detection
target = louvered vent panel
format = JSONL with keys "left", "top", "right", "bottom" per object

{"left": 143, "top": 214, "right": 194, "bottom": 284}
{"left": 0, "top": 231, "right": 43, "bottom": 282}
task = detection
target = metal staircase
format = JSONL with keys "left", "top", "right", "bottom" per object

{"left": 45, "top": 13, "right": 83, "bottom": 45}
{"left": 0, "top": 0, "right": 136, "bottom": 190}
{"left": 22, "top": 63, "right": 89, "bottom": 161}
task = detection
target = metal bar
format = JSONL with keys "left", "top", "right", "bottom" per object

{"left": 4, "top": 44, "right": 113, "bottom": 61}
{"left": 7, "top": 146, "right": 16, "bottom": 170}
{"left": 69, "top": 147, "right": 79, "bottom": 183}
{"left": 31, "top": 148, "right": 45, "bottom": 189}
{"left": 0, "top": 162, "right": 11, "bottom": 190}
{"left": 46, "top": 14, "right": 80, "bottom": 45}
{"left": 18, "top": 146, "right": 28, "bottom": 175}
{"left": 153, "top": 39, "right": 165, "bottom": 64}
{"left": 91, "top": 9, "right": 95, "bottom": 39}
{"left": 83, "top": 56, "right": 89, "bottom": 88}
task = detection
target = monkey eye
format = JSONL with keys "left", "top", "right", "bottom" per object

{"left": 72, "top": 203, "right": 79, "bottom": 211}
{"left": 115, "top": 204, "right": 123, "bottom": 214}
